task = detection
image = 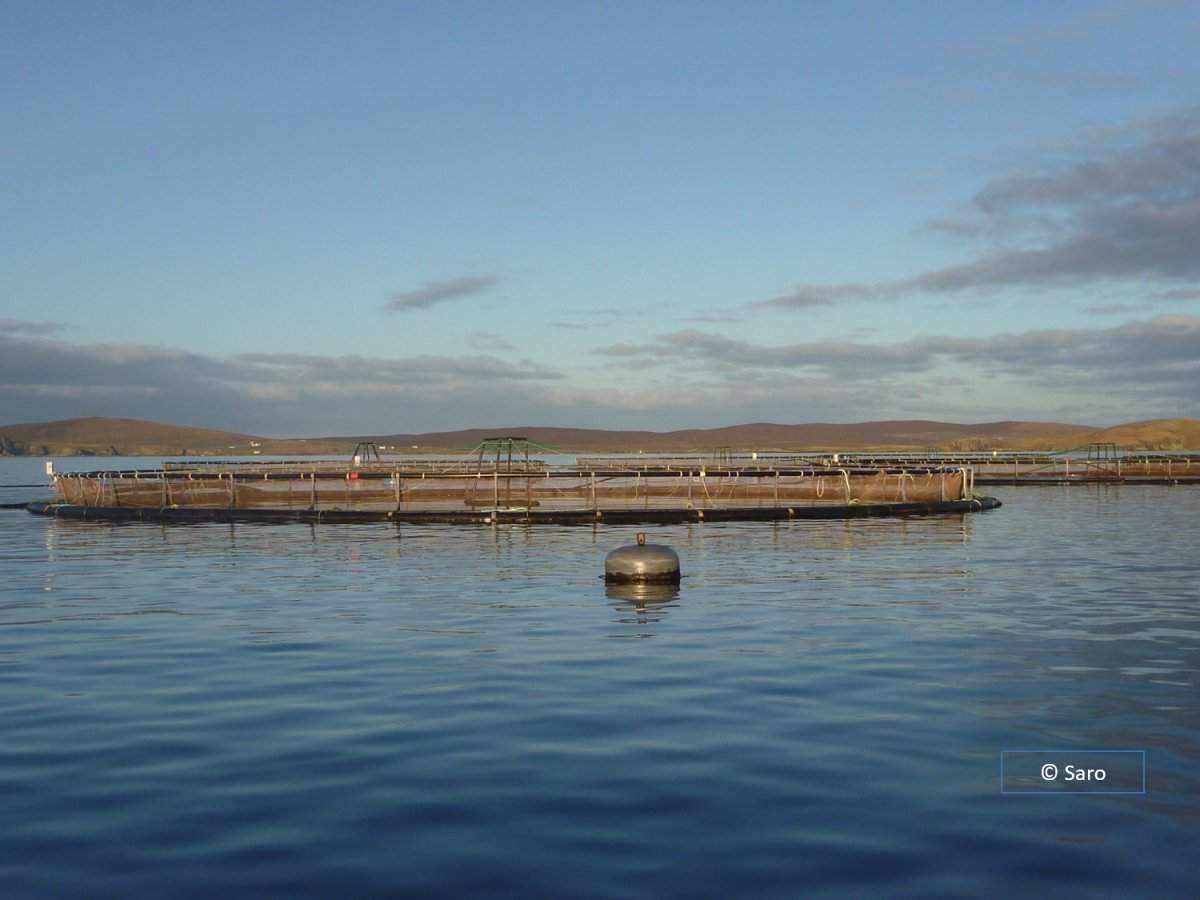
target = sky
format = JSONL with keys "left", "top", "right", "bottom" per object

{"left": 3, "top": 0, "right": 1199, "bottom": 436}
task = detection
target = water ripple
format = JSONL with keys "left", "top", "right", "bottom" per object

{"left": 1, "top": 480, "right": 1198, "bottom": 897}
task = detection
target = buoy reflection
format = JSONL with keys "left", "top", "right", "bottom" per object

{"left": 608, "top": 582, "right": 680, "bottom": 633}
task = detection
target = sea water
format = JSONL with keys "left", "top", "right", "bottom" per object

{"left": 1, "top": 458, "right": 1197, "bottom": 898}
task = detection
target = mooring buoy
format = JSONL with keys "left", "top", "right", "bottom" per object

{"left": 605, "top": 532, "right": 681, "bottom": 585}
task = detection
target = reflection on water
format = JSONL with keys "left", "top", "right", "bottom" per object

{"left": 1, "top": 477, "right": 1198, "bottom": 899}
{"left": 607, "top": 582, "right": 680, "bottom": 635}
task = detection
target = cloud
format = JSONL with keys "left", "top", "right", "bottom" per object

{"left": 468, "top": 331, "right": 517, "bottom": 351}
{"left": 0, "top": 319, "right": 70, "bottom": 336}
{"left": 384, "top": 275, "right": 499, "bottom": 312}
{"left": 587, "top": 314, "right": 1199, "bottom": 426}
{"left": 677, "top": 312, "right": 746, "bottom": 325}
{"left": 0, "top": 333, "right": 563, "bottom": 434}
{"left": 1029, "top": 72, "right": 1146, "bottom": 98}
{"left": 986, "top": 0, "right": 1164, "bottom": 49}
{"left": 550, "top": 303, "right": 686, "bottom": 330}
{"left": 758, "top": 100, "right": 1200, "bottom": 309}
{"left": 912, "top": 100, "right": 1200, "bottom": 289}
{"left": 593, "top": 314, "right": 1200, "bottom": 412}
{"left": 973, "top": 106, "right": 1200, "bottom": 214}
{"left": 596, "top": 329, "right": 937, "bottom": 380}
{"left": 229, "top": 351, "right": 560, "bottom": 386}
{"left": 905, "top": 202, "right": 1200, "bottom": 292}
{"left": 1155, "top": 287, "right": 1200, "bottom": 301}
{"left": 3, "top": 314, "right": 1195, "bottom": 434}
{"left": 753, "top": 282, "right": 878, "bottom": 311}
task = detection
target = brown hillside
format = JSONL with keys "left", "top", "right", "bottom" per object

{"left": 1081, "top": 418, "right": 1200, "bottom": 450}
{"left": 0, "top": 417, "right": 333, "bottom": 458}
{"left": 354, "top": 420, "right": 1101, "bottom": 453}
{"left": 2, "top": 416, "right": 248, "bottom": 445}
{"left": 5, "top": 415, "right": 1197, "bottom": 456}
{"left": 0, "top": 417, "right": 255, "bottom": 456}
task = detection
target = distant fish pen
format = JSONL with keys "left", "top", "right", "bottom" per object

{"left": 788, "top": 444, "right": 1200, "bottom": 485}
{"left": 27, "top": 438, "right": 1000, "bottom": 524}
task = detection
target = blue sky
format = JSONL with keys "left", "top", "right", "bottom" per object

{"left": 3, "top": 0, "right": 1198, "bottom": 436}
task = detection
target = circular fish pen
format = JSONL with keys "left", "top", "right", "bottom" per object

{"left": 25, "top": 443, "right": 1001, "bottom": 524}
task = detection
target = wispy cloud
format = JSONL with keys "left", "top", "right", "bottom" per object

{"left": 229, "top": 351, "right": 559, "bottom": 386}
{"left": 551, "top": 303, "right": 685, "bottom": 331}
{"left": 988, "top": 0, "right": 1165, "bottom": 48}
{"left": 594, "top": 314, "right": 1200, "bottom": 406}
{"left": 468, "top": 331, "right": 518, "bottom": 351}
{"left": 384, "top": 275, "right": 499, "bottom": 312}
{"left": 1155, "top": 287, "right": 1200, "bottom": 301}
{"left": 3, "top": 315, "right": 1196, "bottom": 431}
{"left": 757, "top": 100, "right": 1200, "bottom": 310}
{"left": 581, "top": 313, "right": 1200, "bottom": 425}
{"left": 0, "top": 333, "right": 562, "bottom": 433}
{"left": 753, "top": 283, "right": 877, "bottom": 311}
{"left": 1028, "top": 72, "right": 1146, "bottom": 98}
{"left": 0, "top": 319, "right": 71, "bottom": 336}
{"left": 677, "top": 312, "right": 746, "bottom": 325}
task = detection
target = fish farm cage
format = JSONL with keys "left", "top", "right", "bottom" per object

{"left": 27, "top": 439, "right": 1002, "bottom": 524}
{"left": 783, "top": 444, "right": 1200, "bottom": 485}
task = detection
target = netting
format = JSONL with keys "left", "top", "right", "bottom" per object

{"left": 51, "top": 465, "right": 968, "bottom": 513}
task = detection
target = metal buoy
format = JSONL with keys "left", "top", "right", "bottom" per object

{"left": 605, "top": 532, "right": 681, "bottom": 585}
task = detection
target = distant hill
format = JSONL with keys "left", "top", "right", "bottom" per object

{"left": 7, "top": 415, "right": 1190, "bottom": 458}
{"left": 348, "top": 420, "right": 1103, "bottom": 453}
{"left": 1082, "top": 418, "right": 1200, "bottom": 450}
{"left": 3, "top": 415, "right": 1197, "bottom": 457}
{"left": 0, "top": 417, "right": 344, "bottom": 457}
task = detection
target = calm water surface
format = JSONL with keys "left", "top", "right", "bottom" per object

{"left": 1, "top": 459, "right": 1197, "bottom": 898}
